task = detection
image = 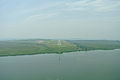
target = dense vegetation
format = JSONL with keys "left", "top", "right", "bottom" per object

{"left": 0, "top": 39, "right": 120, "bottom": 56}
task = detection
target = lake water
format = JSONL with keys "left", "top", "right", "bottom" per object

{"left": 0, "top": 49, "right": 120, "bottom": 80}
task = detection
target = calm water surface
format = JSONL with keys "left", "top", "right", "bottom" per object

{"left": 0, "top": 49, "right": 120, "bottom": 80}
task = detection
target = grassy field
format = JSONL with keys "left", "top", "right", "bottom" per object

{"left": 0, "top": 39, "right": 79, "bottom": 56}
{"left": 68, "top": 40, "right": 120, "bottom": 50}
{"left": 0, "top": 39, "right": 120, "bottom": 56}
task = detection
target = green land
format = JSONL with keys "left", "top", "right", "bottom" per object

{"left": 0, "top": 39, "right": 120, "bottom": 56}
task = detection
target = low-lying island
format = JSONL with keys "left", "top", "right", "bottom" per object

{"left": 0, "top": 39, "right": 120, "bottom": 56}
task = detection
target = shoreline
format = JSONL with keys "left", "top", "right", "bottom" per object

{"left": 0, "top": 40, "right": 120, "bottom": 57}
{"left": 0, "top": 48, "right": 119, "bottom": 57}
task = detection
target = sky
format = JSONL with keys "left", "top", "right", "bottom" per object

{"left": 0, "top": 0, "right": 120, "bottom": 40}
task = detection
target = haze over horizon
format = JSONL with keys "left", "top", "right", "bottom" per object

{"left": 0, "top": 0, "right": 120, "bottom": 40}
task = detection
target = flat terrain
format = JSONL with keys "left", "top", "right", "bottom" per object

{"left": 0, "top": 39, "right": 120, "bottom": 56}
{"left": 68, "top": 40, "right": 120, "bottom": 50}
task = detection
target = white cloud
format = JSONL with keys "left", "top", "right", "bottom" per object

{"left": 24, "top": 13, "right": 58, "bottom": 23}
{"left": 95, "top": 0, "right": 120, "bottom": 12}
{"left": 64, "top": 0, "right": 120, "bottom": 12}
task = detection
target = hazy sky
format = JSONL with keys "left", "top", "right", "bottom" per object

{"left": 0, "top": 0, "right": 120, "bottom": 40}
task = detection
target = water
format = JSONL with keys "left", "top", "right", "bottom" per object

{"left": 0, "top": 49, "right": 120, "bottom": 80}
